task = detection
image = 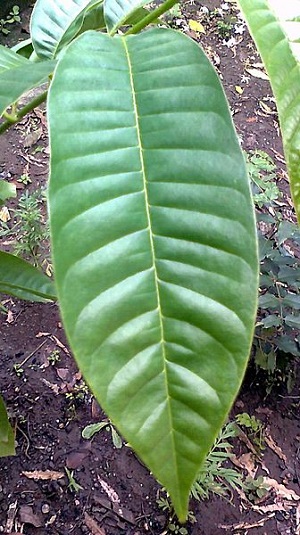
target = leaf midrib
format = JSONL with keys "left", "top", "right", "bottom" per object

{"left": 122, "top": 35, "right": 179, "bottom": 481}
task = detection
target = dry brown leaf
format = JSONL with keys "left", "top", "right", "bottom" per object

{"left": 264, "top": 432, "right": 287, "bottom": 463}
{"left": 23, "top": 126, "right": 43, "bottom": 148}
{"left": 0, "top": 206, "right": 10, "bottom": 223}
{"left": 66, "top": 449, "right": 90, "bottom": 469}
{"left": 22, "top": 470, "right": 64, "bottom": 481}
{"left": 6, "top": 310, "right": 14, "bottom": 324}
{"left": 35, "top": 332, "right": 51, "bottom": 338}
{"left": 84, "top": 512, "right": 106, "bottom": 535}
{"left": 41, "top": 378, "right": 60, "bottom": 394}
{"left": 98, "top": 477, "right": 120, "bottom": 503}
{"left": 296, "top": 503, "right": 300, "bottom": 534}
{"left": 236, "top": 427, "right": 258, "bottom": 455}
{"left": 5, "top": 501, "right": 17, "bottom": 532}
{"left": 51, "top": 335, "right": 70, "bottom": 355}
{"left": 219, "top": 515, "right": 274, "bottom": 530}
{"left": 264, "top": 477, "right": 300, "bottom": 501}
{"left": 231, "top": 452, "right": 257, "bottom": 477}
{"left": 56, "top": 368, "right": 72, "bottom": 382}
{"left": 246, "top": 67, "right": 269, "bottom": 80}
{"left": 91, "top": 398, "right": 102, "bottom": 420}
{"left": 18, "top": 505, "right": 43, "bottom": 527}
{"left": 252, "top": 500, "right": 292, "bottom": 514}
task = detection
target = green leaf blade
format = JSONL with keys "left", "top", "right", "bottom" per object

{"left": 31, "top": 0, "right": 104, "bottom": 59}
{"left": 0, "top": 44, "right": 28, "bottom": 73}
{"left": 104, "top": 0, "right": 149, "bottom": 33}
{"left": 0, "top": 252, "right": 56, "bottom": 301}
{"left": 49, "top": 29, "right": 258, "bottom": 519}
{"left": 0, "top": 395, "right": 15, "bottom": 457}
{"left": 0, "top": 54, "right": 55, "bottom": 117}
{"left": 238, "top": 0, "right": 300, "bottom": 220}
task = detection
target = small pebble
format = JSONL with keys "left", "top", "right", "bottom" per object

{"left": 42, "top": 503, "right": 50, "bottom": 514}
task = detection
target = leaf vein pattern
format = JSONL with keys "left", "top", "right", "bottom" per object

{"left": 161, "top": 280, "right": 247, "bottom": 330}
{"left": 121, "top": 37, "right": 178, "bottom": 480}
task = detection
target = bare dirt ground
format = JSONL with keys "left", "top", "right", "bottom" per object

{"left": 0, "top": 1, "right": 299, "bottom": 534}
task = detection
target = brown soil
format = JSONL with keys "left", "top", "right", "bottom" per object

{"left": 0, "top": 2, "right": 299, "bottom": 534}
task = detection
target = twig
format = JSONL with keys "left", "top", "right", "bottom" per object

{"left": 0, "top": 90, "right": 48, "bottom": 135}
{"left": 124, "top": 0, "right": 179, "bottom": 36}
{"left": 19, "top": 339, "right": 47, "bottom": 367}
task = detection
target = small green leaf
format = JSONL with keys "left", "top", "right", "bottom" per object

{"left": 82, "top": 421, "right": 108, "bottom": 439}
{"left": 261, "top": 315, "right": 282, "bottom": 328}
{"left": 284, "top": 314, "right": 300, "bottom": 329}
{"left": 0, "top": 251, "right": 56, "bottom": 302}
{"left": 282, "top": 293, "right": 300, "bottom": 310}
{"left": 0, "top": 396, "right": 15, "bottom": 457}
{"left": 277, "top": 221, "right": 299, "bottom": 245}
{"left": 276, "top": 335, "right": 300, "bottom": 356}
{"left": 258, "top": 293, "right": 278, "bottom": 309}
{"left": 111, "top": 426, "right": 123, "bottom": 448}
{"left": 0, "top": 181, "right": 16, "bottom": 204}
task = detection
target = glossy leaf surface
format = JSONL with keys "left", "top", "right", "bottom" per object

{"left": 0, "top": 252, "right": 56, "bottom": 301}
{"left": 0, "top": 396, "right": 15, "bottom": 457}
{"left": 238, "top": 0, "right": 300, "bottom": 220}
{"left": 104, "top": 0, "right": 150, "bottom": 33}
{"left": 49, "top": 29, "right": 258, "bottom": 519}
{"left": 0, "top": 49, "right": 54, "bottom": 116}
{"left": 31, "top": 0, "right": 104, "bottom": 59}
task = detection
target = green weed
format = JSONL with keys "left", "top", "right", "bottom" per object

{"left": 0, "top": 5, "right": 21, "bottom": 35}
{"left": 64, "top": 467, "right": 83, "bottom": 493}
{"left": 235, "top": 412, "right": 265, "bottom": 453}
{"left": 82, "top": 419, "right": 123, "bottom": 449}
{"left": 244, "top": 475, "right": 270, "bottom": 503}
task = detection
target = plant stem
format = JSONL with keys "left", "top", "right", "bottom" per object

{"left": 124, "top": 0, "right": 179, "bottom": 36}
{"left": 0, "top": 89, "right": 48, "bottom": 135}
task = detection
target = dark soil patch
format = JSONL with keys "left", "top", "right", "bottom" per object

{"left": 1, "top": 2, "right": 300, "bottom": 534}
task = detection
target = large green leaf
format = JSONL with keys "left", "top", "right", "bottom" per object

{"left": 104, "top": 0, "right": 150, "bottom": 33}
{"left": 238, "top": 0, "right": 300, "bottom": 220}
{"left": 0, "top": 396, "right": 15, "bottom": 457}
{"left": 0, "top": 252, "right": 56, "bottom": 301}
{"left": 48, "top": 29, "right": 258, "bottom": 519}
{"left": 0, "top": 44, "right": 28, "bottom": 73}
{"left": 0, "top": 48, "right": 54, "bottom": 117}
{"left": 31, "top": 0, "right": 104, "bottom": 59}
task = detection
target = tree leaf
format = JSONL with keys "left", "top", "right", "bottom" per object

{"left": 284, "top": 314, "right": 300, "bottom": 329}
{"left": 0, "top": 43, "right": 28, "bottom": 73}
{"left": 0, "top": 180, "right": 16, "bottom": 204}
{"left": 31, "top": 0, "right": 104, "bottom": 59}
{"left": 282, "top": 293, "right": 300, "bottom": 310}
{"left": 0, "top": 47, "right": 55, "bottom": 117}
{"left": 238, "top": 0, "right": 300, "bottom": 221}
{"left": 258, "top": 293, "right": 278, "bottom": 309}
{"left": 48, "top": 29, "right": 258, "bottom": 520}
{"left": 0, "top": 395, "right": 15, "bottom": 457}
{"left": 261, "top": 314, "right": 282, "bottom": 328}
{"left": 104, "top": 0, "right": 150, "bottom": 34}
{"left": 0, "top": 251, "right": 56, "bottom": 302}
